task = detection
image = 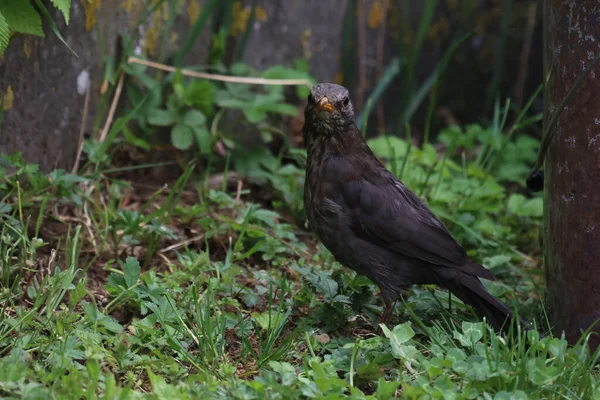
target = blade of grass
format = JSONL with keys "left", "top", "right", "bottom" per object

{"left": 174, "top": 0, "right": 219, "bottom": 66}
{"left": 485, "top": 0, "right": 513, "bottom": 112}
{"left": 361, "top": 98, "right": 373, "bottom": 135}
{"left": 96, "top": 161, "right": 179, "bottom": 175}
{"left": 158, "top": 0, "right": 180, "bottom": 64}
{"left": 476, "top": 97, "right": 510, "bottom": 168}
{"left": 33, "top": 0, "right": 78, "bottom": 57}
{"left": 401, "top": 32, "right": 472, "bottom": 125}
{"left": 340, "top": 0, "right": 358, "bottom": 89}
{"left": 356, "top": 57, "right": 401, "bottom": 129}
{"left": 34, "top": 195, "right": 49, "bottom": 238}
{"left": 483, "top": 82, "right": 544, "bottom": 174}
{"left": 398, "top": 124, "right": 413, "bottom": 181}
{"left": 422, "top": 78, "right": 439, "bottom": 145}
{"left": 234, "top": 0, "right": 259, "bottom": 61}
{"left": 406, "top": 0, "right": 437, "bottom": 85}
{"left": 86, "top": 93, "right": 150, "bottom": 172}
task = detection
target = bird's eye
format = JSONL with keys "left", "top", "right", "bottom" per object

{"left": 342, "top": 97, "right": 349, "bottom": 107}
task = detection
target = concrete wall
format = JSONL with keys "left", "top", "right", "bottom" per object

{"left": 0, "top": 0, "right": 541, "bottom": 171}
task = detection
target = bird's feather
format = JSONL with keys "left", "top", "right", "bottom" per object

{"left": 312, "top": 126, "right": 495, "bottom": 281}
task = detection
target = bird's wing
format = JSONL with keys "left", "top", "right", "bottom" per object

{"left": 338, "top": 166, "right": 468, "bottom": 268}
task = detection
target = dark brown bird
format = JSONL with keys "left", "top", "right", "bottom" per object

{"left": 302, "top": 83, "right": 520, "bottom": 331}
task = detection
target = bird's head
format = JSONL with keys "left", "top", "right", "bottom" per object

{"left": 303, "top": 83, "right": 355, "bottom": 138}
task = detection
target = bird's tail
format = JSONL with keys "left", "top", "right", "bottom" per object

{"left": 442, "top": 273, "right": 525, "bottom": 333}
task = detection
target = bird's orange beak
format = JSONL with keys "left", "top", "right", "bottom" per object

{"left": 317, "top": 97, "right": 335, "bottom": 112}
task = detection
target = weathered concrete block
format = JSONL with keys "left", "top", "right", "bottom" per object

{"left": 1, "top": 2, "right": 92, "bottom": 171}
{"left": 0, "top": 0, "right": 212, "bottom": 171}
{"left": 241, "top": 0, "right": 348, "bottom": 83}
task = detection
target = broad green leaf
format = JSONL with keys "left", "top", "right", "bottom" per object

{"left": 147, "top": 109, "right": 174, "bottom": 126}
{"left": 258, "top": 102, "right": 298, "bottom": 116}
{"left": 385, "top": 322, "right": 415, "bottom": 343}
{"left": 106, "top": 271, "right": 126, "bottom": 290}
{"left": 507, "top": 194, "right": 526, "bottom": 213}
{"left": 214, "top": 90, "right": 249, "bottom": 108}
{"left": 507, "top": 194, "right": 543, "bottom": 217}
{"left": 464, "top": 356, "right": 492, "bottom": 380}
{"left": 49, "top": 0, "right": 70, "bottom": 24}
{"left": 82, "top": 301, "right": 98, "bottom": 322}
{"left": 86, "top": 359, "right": 100, "bottom": 382}
{"left": 193, "top": 126, "right": 211, "bottom": 153}
{"left": 521, "top": 197, "right": 543, "bottom": 217}
{"left": 230, "top": 62, "right": 250, "bottom": 76}
{"left": 100, "top": 315, "right": 124, "bottom": 333}
{"left": 546, "top": 337, "right": 568, "bottom": 359}
{"left": 527, "top": 357, "right": 562, "bottom": 385}
{"left": 171, "top": 124, "right": 194, "bottom": 150}
{"left": 123, "top": 127, "right": 151, "bottom": 150}
{"left": 0, "top": 202, "right": 11, "bottom": 214}
{"left": 311, "top": 274, "right": 338, "bottom": 299}
{"left": 454, "top": 322, "right": 483, "bottom": 347}
{"left": 252, "top": 311, "right": 284, "bottom": 331}
{"left": 357, "top": 362, "right": 384, "bottom": 381}
{"left": 295, "top": 267, "right": 340, "bottom": 301}
{"left": 380, "top": 322, "right": 418, "bottom": 361}
{"left": 263, "top": 65, "right": 309, "bottom": 80}
{"left": 69, "top": 278, "right": 87, "bottom": 309}
{"left": 242, "top": 107, "right": 266, "bottom": 123}
{"left": 495, "top": 391, "right": 529, "bottom": 400}
{"left": 375, "top": 377, "right": 400, "bottom": 400}
{"left": 0, "top": 0, "right": 43, "bottom": 36}
{"left": 268, "top": 362, "right": 296, "bottom": 386}
{"left": 183, "top": 80, "right": 215, "bottom": 115}
{"left": 445, "top": 348, "right": 466, "bottom": 364}
{"left": 183, "top": 109, "right": 206, "bottom": 127}
{"left": 262, "top": 64, "right": 314, "bottom": 98}
{"left": 123, "top": 257, "right": 140, "bottom": 288}
{"left": 367, "top": 136, "right": 409, "bottom": 160}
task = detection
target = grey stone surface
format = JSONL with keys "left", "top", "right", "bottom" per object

{"left": 242, "top": 0, "right": 349, "bottom": 83}
{"left": 0, "top": 0, "right": 212, "bottom": 172}
{"left": 0, "top": 0, "right": 541, "bottom": 170}
{"left": 0, "top": 0, "right": 127, "bottom": 171}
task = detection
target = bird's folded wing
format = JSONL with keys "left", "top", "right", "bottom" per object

{"left": 341, "top": 177, "right": 468, "bottom": 268}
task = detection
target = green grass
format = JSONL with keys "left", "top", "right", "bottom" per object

{"left": 0, "top": 118, "right": 597, "bottom": 400}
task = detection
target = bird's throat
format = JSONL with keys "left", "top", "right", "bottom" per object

{"left": 304, "top": 122, "right": 364, "bottom": 155}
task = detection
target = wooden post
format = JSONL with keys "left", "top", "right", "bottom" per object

{"left": 544, "top": 0, "right": 600, "bottom": 350}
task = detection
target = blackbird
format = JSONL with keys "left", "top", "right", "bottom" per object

{"left": 302, "top": 83, "right": 519, "bottom": 331}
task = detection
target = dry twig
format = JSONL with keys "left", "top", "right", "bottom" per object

{"left": 160, "top": 234, "right": 206, "bottom": 254}
{"left": 72, "top": 80, "right": 92, "bottom": 174}
{"left": 99, "top": 71, "right": 125, "bottom": 143}
{"left": 128, "top": 57, "right": 313, "bottom": 88}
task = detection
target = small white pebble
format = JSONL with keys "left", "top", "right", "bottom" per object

{"left": 76, "top": 70, "right": 89, "bottom": 95}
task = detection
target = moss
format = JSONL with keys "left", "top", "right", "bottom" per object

{"left": 3, "top": 86, "right": 14, "bottom": 111}
{"left": 231, "top": 2, "right": 268, "bottom": 37}
{"left": 367, "top": 0, "right": 385, "bottom": 30}
{"left": 82, "top": 0, "right": 102, "bottom": 33}
{"left": 187, "top": 0, "right": 201, "bottom": 25}
{"left": 143, "top": 4, "right": 167, "bottom": 56}
{"left": 300, "top": 28, "right": 312, "bottom": 60}
{"left": 255, "top": 6, "right": 267, "bottom": 22}
{"left": 231, "top": 1, "right": 250, "bottom": 36}
{"left": 22, "top": 38, "right": 32, "bottom": 59}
